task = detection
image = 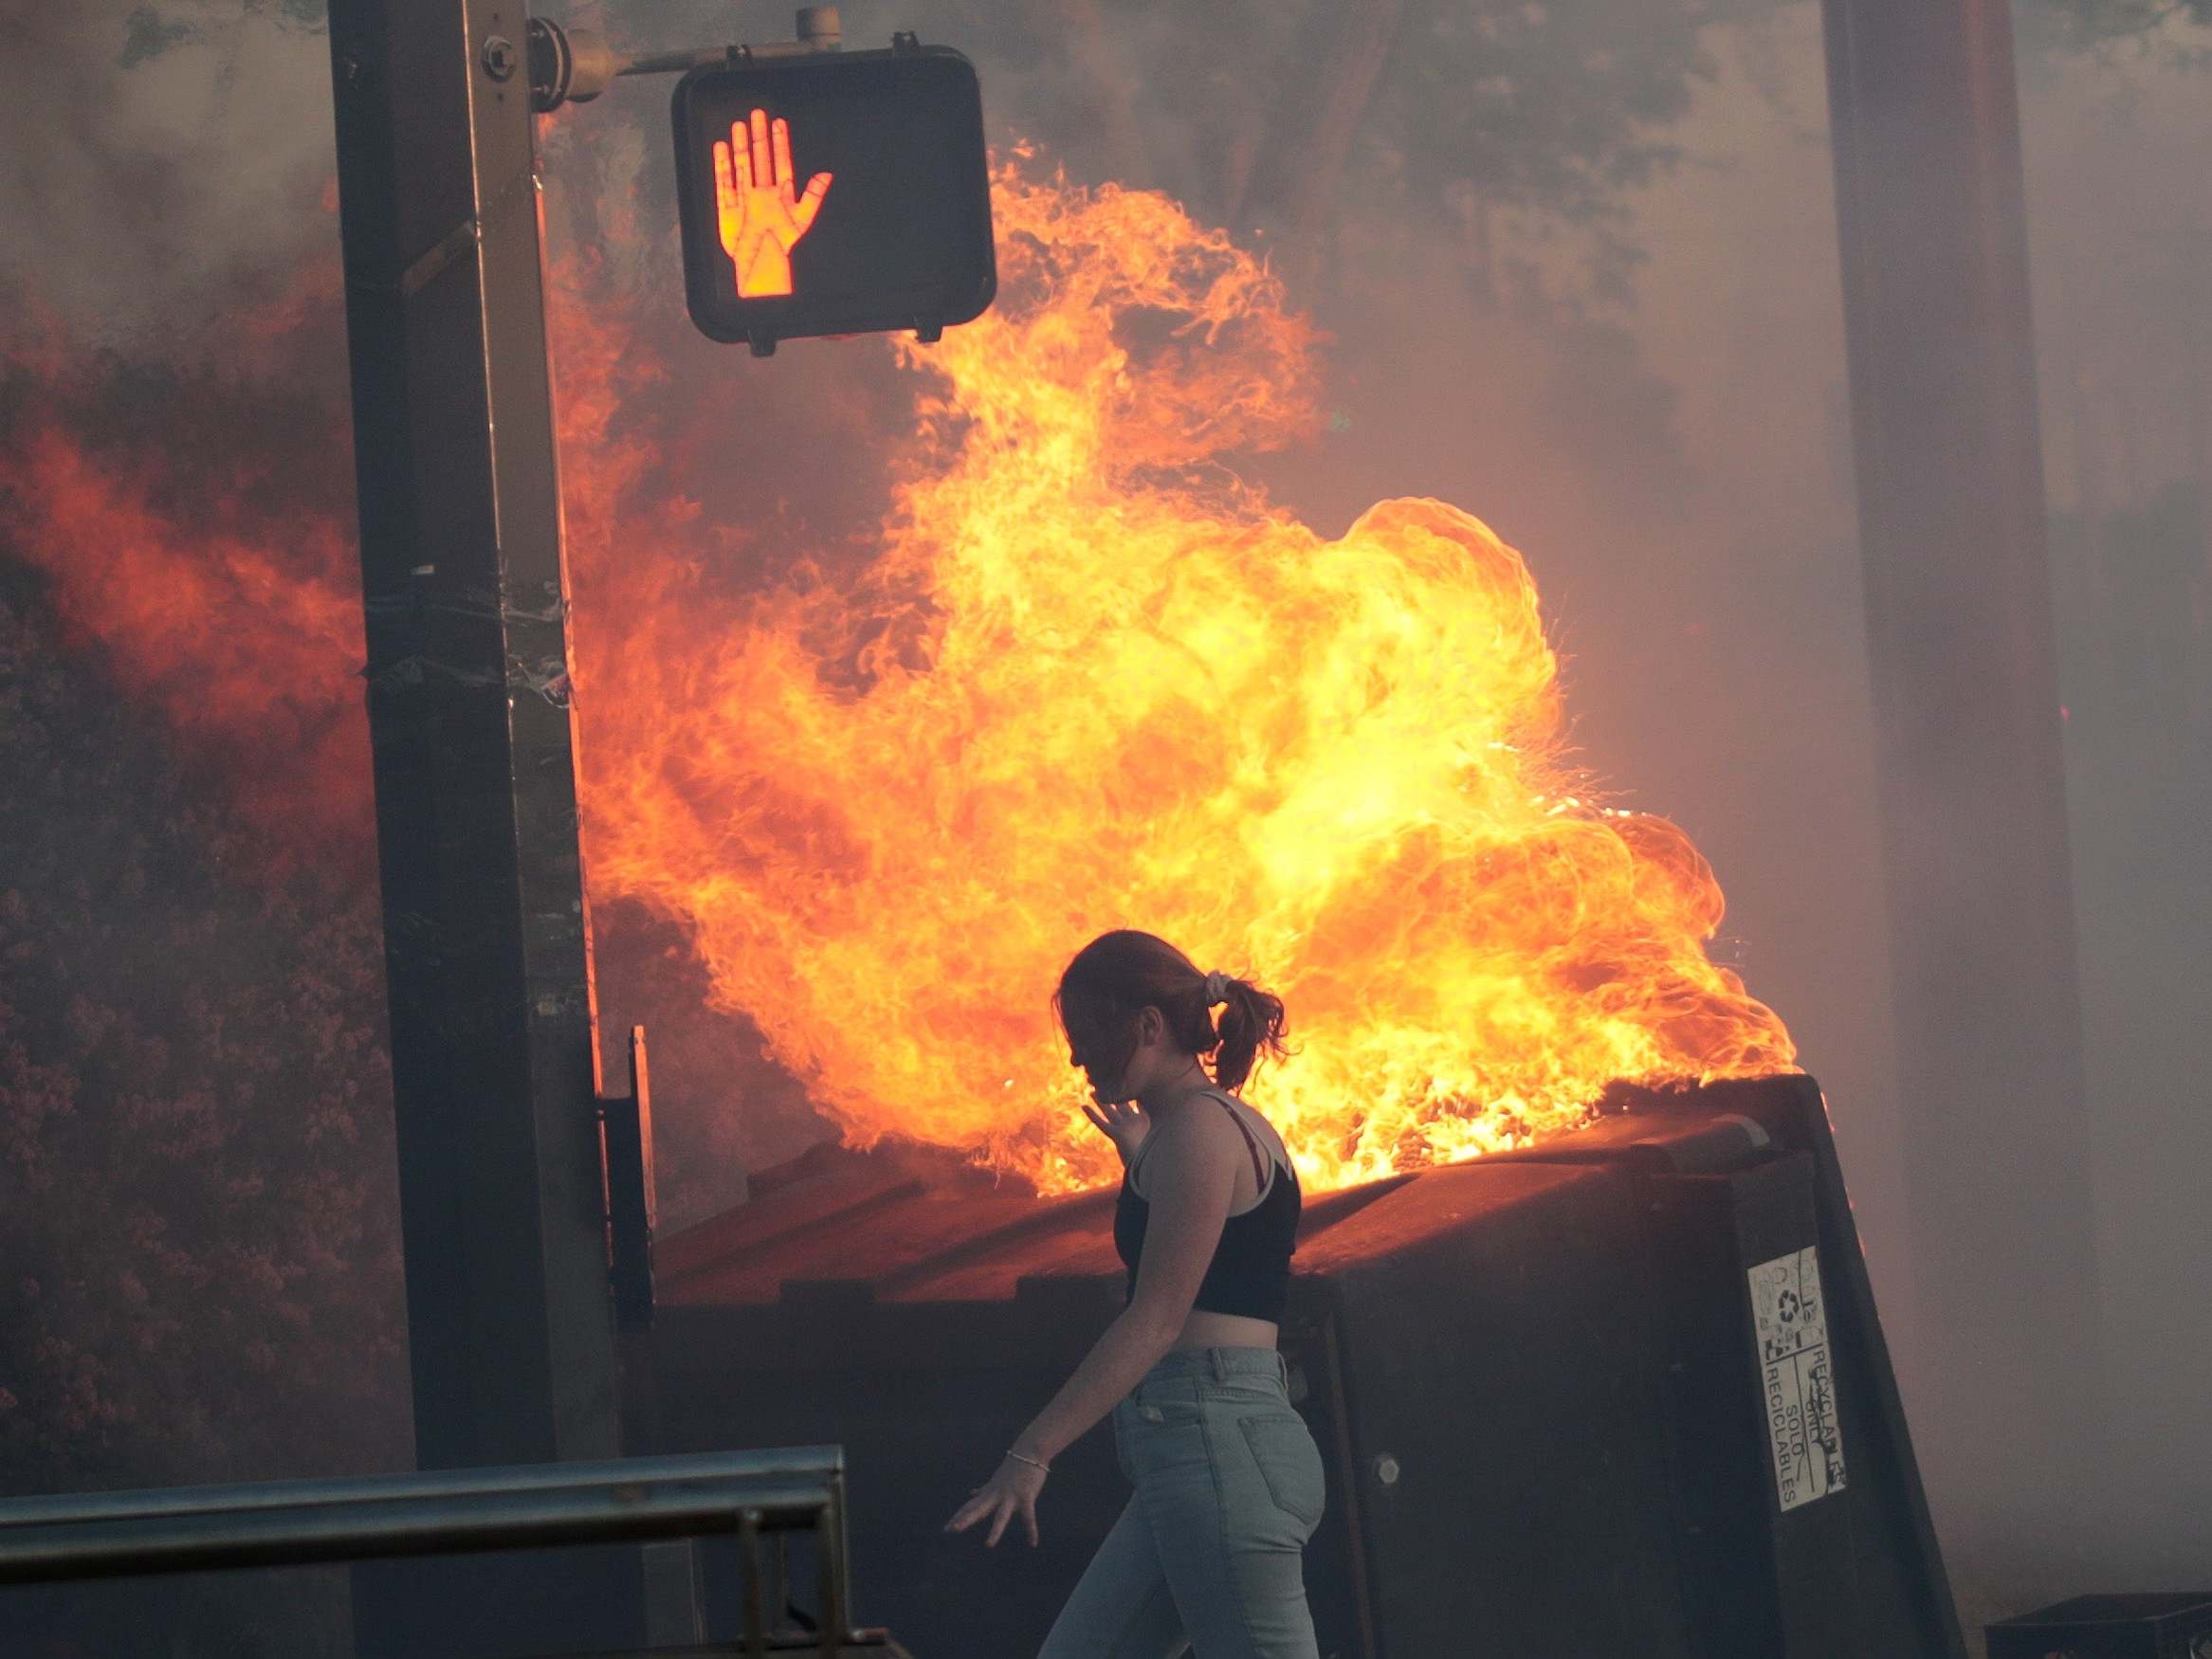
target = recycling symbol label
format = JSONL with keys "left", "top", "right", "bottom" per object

{"left": 1748, "top": 1247, "right": 1846, "bottom": 1512}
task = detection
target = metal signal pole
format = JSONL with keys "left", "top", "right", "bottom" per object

{"left": 325, "top": 0, "right": 665, "bottom": 1645}
{"left": 327, "top": 0, "right": 615, "bottom": 1478}
{"left": 1819, "top": 0, "right": 2106, "bottom": 1571}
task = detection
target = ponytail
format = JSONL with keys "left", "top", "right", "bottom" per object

{"left": 1209, "top": 975, "right": 1289, "bottom": 1093}
{"left": 1055, "top": 930, "right": 1290, "bottom": 1094}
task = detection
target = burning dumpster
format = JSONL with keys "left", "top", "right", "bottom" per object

{"left": 635, "top": 1073, "right": 1962, "bottom": 1658}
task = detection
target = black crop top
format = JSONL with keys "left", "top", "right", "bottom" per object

{"left": 1113, "top": 1090, "right": 1301, "bottom": 1322}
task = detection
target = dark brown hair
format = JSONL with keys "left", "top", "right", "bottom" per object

{"left": 1053, "top": 929, "right": 1289, "bottom": 1094}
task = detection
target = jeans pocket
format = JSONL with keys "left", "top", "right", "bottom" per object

{"left": 1237, "top": 1413, "right": 1325, "bottom": 1529}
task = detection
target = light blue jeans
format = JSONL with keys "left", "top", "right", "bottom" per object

{"left": 1038, "top": 1345, "right": 1325, "bottom": 1658}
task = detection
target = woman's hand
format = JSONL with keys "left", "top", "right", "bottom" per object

{"left": 943, "top": 1453, "right": 1049, "bottom": 1547}
{"left": 1082, "top": 1096, "right": 1150, "bottom": 1163}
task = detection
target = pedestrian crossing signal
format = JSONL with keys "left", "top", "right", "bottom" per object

{"left": 671, "top": 42, "right": 996, "bottom": 354}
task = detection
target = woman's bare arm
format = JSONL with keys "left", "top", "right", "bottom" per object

{"left": 1011, "top": 1103, "right": 1242, "bottom": 1464}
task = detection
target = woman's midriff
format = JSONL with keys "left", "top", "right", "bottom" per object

{"left": 1168, "top": 1308, "right": 1278, "bottom": 1352}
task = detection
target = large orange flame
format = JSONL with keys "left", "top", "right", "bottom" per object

{"left": 566, "top": 164, "right": 1796, "bottom": 1197}
{"left": 0, "top": 157, "right": 1792, "bottom": 1196}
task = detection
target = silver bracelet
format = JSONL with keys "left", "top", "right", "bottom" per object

{"left": 1004, "top": 1449, "right": 1051, "bottom": 1473}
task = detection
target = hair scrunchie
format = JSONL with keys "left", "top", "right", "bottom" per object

{"left": 1203, "top": 969, "right": 1233, "bottom": 1007}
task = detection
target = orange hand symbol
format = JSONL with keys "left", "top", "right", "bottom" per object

{"left": 712, "top": 108, "right": 832, "bottom": 299}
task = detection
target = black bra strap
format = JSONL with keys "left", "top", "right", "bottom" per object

{"left": 1211, "top": 1094, "right": 1270, "bottom": 1187}
{"left": 1129, "top": 1091, "right": 1279, "bottom": 1198}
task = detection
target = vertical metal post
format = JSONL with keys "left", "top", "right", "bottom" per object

{"left": 327, "top": 0, "right": 617, "bottom": 1469}
{"left": 603, "top": 1024, "right": 658, "bottom": 1332}
{"left": 1819, "top": 0, "right": 2104, "bottom": 1547}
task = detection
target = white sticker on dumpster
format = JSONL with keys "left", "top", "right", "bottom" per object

{"left": 1748, "top": 1247, "right": 1846, "bottom": 1511}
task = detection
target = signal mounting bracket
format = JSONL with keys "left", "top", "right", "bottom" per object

{"left": 527, "top": 7, "right": 846, "bottom": 114}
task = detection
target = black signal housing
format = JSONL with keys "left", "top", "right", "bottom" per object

{"left": 670, "top": 42, "right": 996, "bottom": 354}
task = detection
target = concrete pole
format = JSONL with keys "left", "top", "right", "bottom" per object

{"left": 325, "top": 3, "right": 663, "bottom": 1644}
{"left": 1819, "top": 0, "right": 2105, "bottom": 1576}
{"left": 326, "top": 0, "right": 617, "bottom": 1478}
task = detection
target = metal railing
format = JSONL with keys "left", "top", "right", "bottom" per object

{"left": 0, "top": 1447, "right": 900, "bottom": 1657}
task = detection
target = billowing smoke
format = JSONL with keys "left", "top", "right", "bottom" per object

{"left": 0, "top": 4, "right": 337, "bottom": 350}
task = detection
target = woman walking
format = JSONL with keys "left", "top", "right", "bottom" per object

{"left": 943, "top": 929, "right": 1326, "bottom": 1658}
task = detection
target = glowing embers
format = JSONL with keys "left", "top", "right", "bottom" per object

{"left": 712, "top": 109, "right": 831, "bottom": 299}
